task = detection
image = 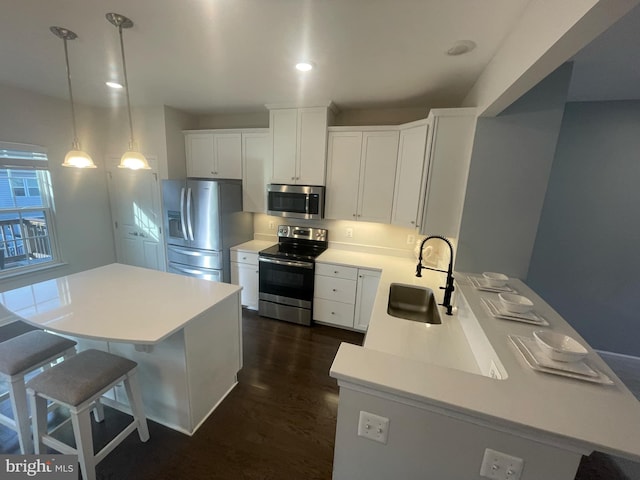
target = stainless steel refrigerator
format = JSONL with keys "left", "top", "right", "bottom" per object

{"left": 162, "top": 179, "right": 253, "bottom": 282}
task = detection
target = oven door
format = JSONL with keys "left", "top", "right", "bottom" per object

{"left": 258, "top": 256, "right": 314, "bottom": 308}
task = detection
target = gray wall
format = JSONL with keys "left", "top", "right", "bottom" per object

{"left": 527, "top": 101, "right": 640, "bottom": 356}
{"left": 456, "top": 63, "right": 573, "bottom": 278}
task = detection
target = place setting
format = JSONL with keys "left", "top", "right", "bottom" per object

{"left": 468, "top": 271, "right": 519, "bottom": 294}
{"left": 481, "top": 291, "right": 549, "bottom": 326}
{"left": 509, "top": 330, "right": 614, "bottom": 385}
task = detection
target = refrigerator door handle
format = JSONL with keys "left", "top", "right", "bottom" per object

{"left": 179, "top": 187, "right": 188, "bottom": 240}
{"left": 186, "top": 187, "right": 195, "bottom": 241}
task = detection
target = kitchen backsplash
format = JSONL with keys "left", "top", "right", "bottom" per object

{"left": 253, "top": 214, "right": 450, "bottom": 265}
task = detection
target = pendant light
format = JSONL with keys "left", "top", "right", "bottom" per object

{"left": 51, "top": 26, "right": 97, "bottom": 169}
{"left": 106, "top": 13, "right": 151, "bottom": 170}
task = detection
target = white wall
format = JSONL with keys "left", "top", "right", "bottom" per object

{"left": 0, "top": 83, "right": 116, "bottom": 290}
{"left": 164, "top": 106, "right": 197, "bottom": 180}
{"left": 456, "top": 63, "right": 573, "bottom": 279}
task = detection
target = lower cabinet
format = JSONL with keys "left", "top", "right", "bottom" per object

{"left": 230, "top": 250, "right": 259, "bottom": 310}
{"left": 314, "top": 263, "right": 381, "bottom": 332}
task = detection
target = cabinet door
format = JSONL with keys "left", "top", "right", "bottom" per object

{"left": 231, "top": 261, "right": 259, "bottom": 310}
{"left": 392, "top": 124, "right": 428, "bottom": 228}
{"left": 325, "top": 132, "right": 362, "bottom": 220}
{"left": 213, "top": 133, "right": 242, "bottom": 179}
{"left": 271, "top": 109, "right": 298, "bottom": 183}
{"left": 420, "top": 112, "right": 477, "bottom": 238}
{"left": 186, "top": 133, "right": 215, "bottom": 178}
{"left": 242, "top": 132, "right": 270, "bottom": 213}
{"left": 357, "top": 131, "right": 399, "bottom": 223}
{"left": 297, "top": 107, "right": 328, "bottom": 185}
{"left": 354, "top": 269, "right": 381, "bottom": 331}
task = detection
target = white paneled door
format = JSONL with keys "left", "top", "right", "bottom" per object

{"left": 106, "top": 158, "right": 165, "bottom": 271}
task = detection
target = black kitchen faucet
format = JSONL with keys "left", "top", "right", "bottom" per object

{"left": 415, "top": 235, "right": 455, "bottom": 315}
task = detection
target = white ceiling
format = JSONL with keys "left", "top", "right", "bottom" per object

{"left": 3, "top": 0, "right": 636, "bottom": 116}
{"left": 0, "top": 0, "right": 532, "bottom": 114}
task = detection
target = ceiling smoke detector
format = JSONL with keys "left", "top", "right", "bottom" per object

{"left": 446, "top": 40, "right": 477, "bottom": 56}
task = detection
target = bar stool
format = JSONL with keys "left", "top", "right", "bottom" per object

{"left": 27, "top": 349, "right": 150, "bottom": 480}
{"left": 0, "top": 329, "right": 77, "bottom": 454}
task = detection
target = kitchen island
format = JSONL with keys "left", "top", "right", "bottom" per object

{"left": 323, "top": 249, "right": 640, "bottom": 480}
{"left": 0, "top": 263, "right": 243, "bottom": 435}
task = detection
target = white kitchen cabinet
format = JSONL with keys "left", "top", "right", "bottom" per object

{"left": 391, "top": 121, "right": 429, "bottom": 228}
{"left": 419, "top": 108, "right": 477, "bottom": 239}
{"left": 353, "top": 269, "right": 381, "bottom": 331}
{"left": 241, "top": 130, "right": 270, "bottom": 213}
{"left": 325, "top": 129, "right": 399, "bottom": 223}
{"left": 269, "top": 107, "right": 331, "bottom": 185}
{"left": 185, "top": 131, "right": 242, "bottom": 179}
{"left": 230, "top": 250, "right": 259, "bottom": 310}
{"left": 314, "top": 263, "right": 380, "bottom": 332}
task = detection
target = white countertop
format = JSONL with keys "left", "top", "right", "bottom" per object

{"left": 230, "top": 240, "right": 276, "bottom": 252}
{"left": 0, "top": 263, "right": 241, "bottom": 344}
{"left": 324, "top": 248, "right": 640, "bottom": 461}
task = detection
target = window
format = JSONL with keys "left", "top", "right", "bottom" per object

{"left": 0, "top": 142, "right": 61, "bottom": 275}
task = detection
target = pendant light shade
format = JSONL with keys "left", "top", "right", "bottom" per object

{"left": 106, "top": 13, "right": 151, "bottom": 170}
{"left": 51, "top": 26, "right": 97, "bottom": 169}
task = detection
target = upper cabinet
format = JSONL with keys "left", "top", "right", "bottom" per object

{"left": 419, "top": 108, "right": 477, "bottom": 239}
{"left": 185, "top": 131, "right": 242, "bottom": 179}
{"left": 325, "top": 129, "right": 399, "bottom": 223}
{"left": 269, "top": 106, "right": 333, "bottom": 185}
{"left": 391, "top": 121, "right": 429, "bottom": 228}
{"left": 241, "top": 130, "right": 271, "bottom": 213}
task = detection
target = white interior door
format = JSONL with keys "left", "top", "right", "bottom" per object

{"left": 107, "top": 157, "right": 165, "bottom": 271}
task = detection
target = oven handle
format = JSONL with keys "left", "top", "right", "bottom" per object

{"left": 258, "top": 257, "right": 314, "bottom": 269}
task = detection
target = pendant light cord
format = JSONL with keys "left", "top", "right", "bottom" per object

{"left": 62, "top": 37, "right": 80, "bottom": 149}
{"left": 118, "top": 25, "right": 135, "bottom": 150}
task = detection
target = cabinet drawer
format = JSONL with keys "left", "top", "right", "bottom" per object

{"left": 315, "top": 276, "right": 357, "bottom": 303}
{"left": 315, "top": 263, "right": 358, "bottom": 280}
{"left": 230, "top": 250, "right": 258, "bottom": 265}
{"left": 313, "top": 298, "right": 355, "bottom": 328}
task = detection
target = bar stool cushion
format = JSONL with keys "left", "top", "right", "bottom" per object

{"left": 0, "top": 331, "right": 77, "bottom": 376}
{"left": 27, "top": 349, "right": 138, "bottom": 406}
{"left": 0, "top": 320, "right": 39, "bottom": 343}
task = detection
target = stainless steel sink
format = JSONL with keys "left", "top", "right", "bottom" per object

{"left": 387, "top": 283, "right": 442, "bottom": 324}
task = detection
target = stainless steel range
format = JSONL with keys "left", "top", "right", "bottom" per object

{"left": 258, "top": 225, "right": 328, "bottom": 326}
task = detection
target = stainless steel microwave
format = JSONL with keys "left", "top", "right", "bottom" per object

{"left": 267, "top": 184, "right": 325, "bottom": 220}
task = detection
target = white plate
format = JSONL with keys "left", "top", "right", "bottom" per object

{"left": 468, "top": 276, "right": 517, "bottom": 293}
{"left": 509, "top": 335, "right": 614, "bottom": 385}
{"left": 517, "top": 335, "right": 597, "bottom": 377}
{"left": 481, "top": 297, "right": 549, "bottom": 326}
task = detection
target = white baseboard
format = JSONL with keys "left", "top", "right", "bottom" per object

{"left": 596, "top": 349, "right": 640, "bottom": 364}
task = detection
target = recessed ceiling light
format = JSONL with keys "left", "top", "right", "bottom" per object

{"left": 295, "top": 62, "right": 314, "bottom": 72}
{"left": 446, "top": 40, "right": 477, "bottom": 56}
{"left": 106, "top": 81, "right": 123, "bottom": 89}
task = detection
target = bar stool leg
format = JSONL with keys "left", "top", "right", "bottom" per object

{"left": 70, "top": 406, "right": 96, "bottom": 480}
{"left": 8, "top": 376, "right": 33, "bottom": 454}
{"left": 123, "top": 371, "right": 149, "bottom": 442}
{"left": 92, "top": 399, "right": 104, "bottom": 423}
{"left": 29, "top": 392, "right": 48, "bottom": 454}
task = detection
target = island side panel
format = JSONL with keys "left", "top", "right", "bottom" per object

{"left": 332, "top": 384, "right": 583, "bottom": 480}
{"left": 184, "top": 292, "right": 242, "bottom": 432}
{"left": 108, "top": 331, "right": 191, "bottom": 433}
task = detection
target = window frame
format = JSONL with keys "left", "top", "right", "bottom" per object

{"left": 0, "top": 142, "right": 63, "bottom": 278}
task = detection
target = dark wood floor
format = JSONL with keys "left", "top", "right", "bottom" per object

{"left": 1, "top": 310, "right": 635, "bottom": 479}
{"left": 1, "top": 310, "right": 364, "bottom": 479}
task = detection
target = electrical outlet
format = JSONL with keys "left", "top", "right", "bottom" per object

{"left": 357, "top": 411, "right": 389, "bottom": 444}
{"left": 268, "top": 221, "right": 275, "bottom": 230}
{"left": 346, "top": 228, "right": 353, "bottom": 238}
{"left": 407, "top": 234, "right": 415, "bottom": 245}
{"left": 480, "top": 448, "right": 524, "bottom": 480}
